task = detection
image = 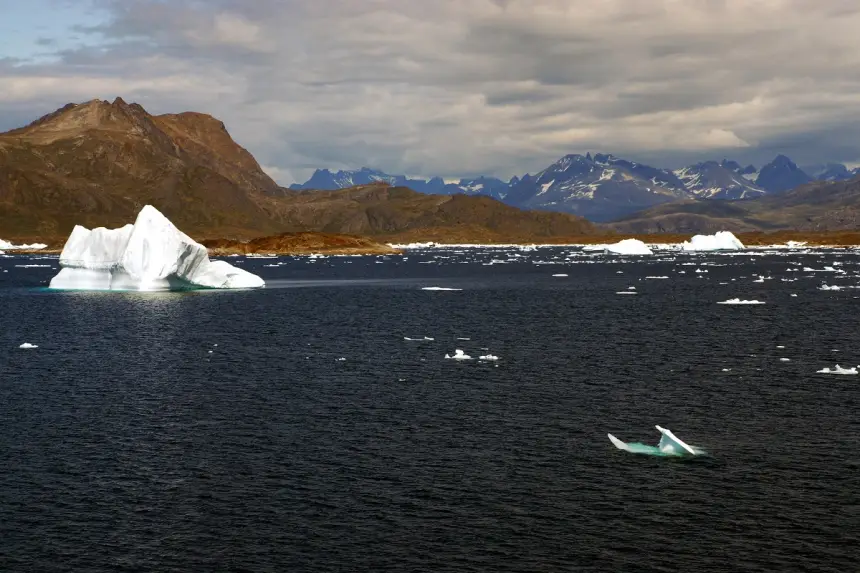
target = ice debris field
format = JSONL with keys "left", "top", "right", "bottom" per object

{"left": 4, "top": 229, "right": 860, "bottom": 447}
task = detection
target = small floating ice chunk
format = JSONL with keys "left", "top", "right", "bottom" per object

{"left": 608, "top": 425, "right": 705, "bottom": 457}
{"left": 479, "top": 354, "right": 499, "bottom": 361}
{"left": 18, "top": 342, "right": 38, "bottom": 349}
{"left": 404, "top": 336, "right": 435, "bottom": 341}
{"left": 816, "top": 364, "right": 858, "bottom": 375}
{"left": 779, "top": 358, "right": 790, "bottom": 362}
{"left": 421, "top": 287, "right": 462, "bottom": 291}
{"left": 445, "top": 349, "right": 472, "bottom": 360}
{"left": 552, "top": 274, "right": 568, "bottom": 277}
{"left": 717, "top": 298, "right": 765, "bottom": 305}
{"left": 819, "top": 284, "right": 842, "bottom": 291}
{"left": 645, "top": 276, "right": 669, "bottom": 279}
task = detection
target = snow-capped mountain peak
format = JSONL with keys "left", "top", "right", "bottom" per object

{"left": 673, "top": 160, "right": 765, "bottom": 199}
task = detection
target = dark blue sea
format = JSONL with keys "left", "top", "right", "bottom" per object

{"left": 1, "top": 246, "right": 858, "bottom": 572}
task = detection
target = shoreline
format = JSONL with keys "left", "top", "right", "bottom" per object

{"left": 6, "top": 230, "right": 860, "bottom": 256}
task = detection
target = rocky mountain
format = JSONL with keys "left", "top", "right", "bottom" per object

{"left": 291, "top": 155, "right": 860, "bottom": 222}
{"left": 502, "top": 153, "right": 688, "bottom": 222}
{"left": 802, "top": 162, "right": 859, "bottom": 182}
{"left": 610, "top": 174, "right": 860, "bottom": 234}
{"left": 673, "top": 159, "right": 765, "bottom": 199}
{"left": 262, "top": 183, "right": 599, "bottom": 242}
{"left": 290, "top": 168, "right": 510, "bottom": 200}
{"left": 753, "top": 155, "right": 813, "bottom": 193}
{"left": 0, "top": 99, "right": 599, "bottom": 244}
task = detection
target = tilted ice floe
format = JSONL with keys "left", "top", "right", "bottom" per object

{"left": 681, "top": 231, "right": 745, "bottom": 252}
{"left": 584, "top": 238, "right": 653, "bottom": 255}
{"left": 445, "top": 349, "right": 472, "bottom": 360}
{"left": 48, "top": 205, "right": 264, "bottom": 291}
{"left": 608, "top": 425, "right": 706, "bottom": 457}
{"left": 717, "top": 298, "right": 765, "bottom": 305}
{"left": 816, "top": 365, "right": 859, "bottom": 375}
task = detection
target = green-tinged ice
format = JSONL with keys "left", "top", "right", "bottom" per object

{"left": 608, "top": 426, "right": 706, "bottom": 457}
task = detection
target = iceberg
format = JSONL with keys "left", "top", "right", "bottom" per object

{"left": 681, "top": 231, "right": 745, "bottom": 252}
{"left": 584, "top": 238, "right": 653, "bottom": 255}
{"left": 816, "top": 365, "right": 858, "bottom": 375}
{"left": 608, "top": 425, "right": 706, "bottom": 457}
{"left": 445, "top": 349, "right": 472, "bottom": 360}
{"left": 48, "top": 205, "right": 264, "bottom": 291}
{"left": 0, "top": 239, "right": 48, "bottom": 250}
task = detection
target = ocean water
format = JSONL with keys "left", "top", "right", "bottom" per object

{"left": 1, "top": 247, "right": 858, "bottom": 572}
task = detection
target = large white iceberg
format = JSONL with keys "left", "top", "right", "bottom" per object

{"left": 49, "top": 205, "right": 264, "bottom": 291}
{"left": 681, "top": 231, "right": 745, "bottom": 252}
{"left": 608, "top": 425, "right": 706, "bottom": 457}
{"left": 583, "top": 238, "right": 653, "bottom": 255}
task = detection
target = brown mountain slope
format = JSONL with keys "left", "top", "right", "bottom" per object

{"left": 254, "top": 184, "right": 598, "bottom": 242}
{"left": 0, "top": 97, "right": 282, "bottom": 239}
{"left": 611, "top": 176, "right": 860, "bottom": 233}
{"left": 0, "top": 99, "right": 600, "bottom": 244}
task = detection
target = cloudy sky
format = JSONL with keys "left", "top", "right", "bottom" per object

{"left": 3, "top": 0, "right": 860, "bottom": 183}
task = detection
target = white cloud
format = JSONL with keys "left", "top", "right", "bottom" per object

{"left": 3, "top": 0, "right": 860, "bottom": 178}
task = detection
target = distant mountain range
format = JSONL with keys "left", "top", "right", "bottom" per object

{"left": 291, "top": 154, "right": 860, "bottom": 221}
{"left": 610, "top": 176, "right": 860, "bottom": 234}
{"left": 291, "top": 167, "right": 509, "bottom": 200}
